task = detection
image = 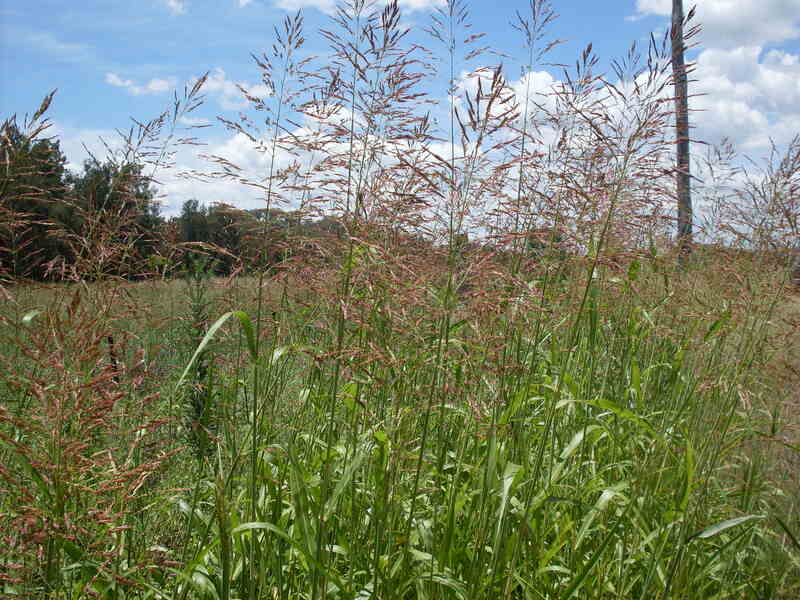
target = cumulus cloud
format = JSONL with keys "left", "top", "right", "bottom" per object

{"left": 105, "top": 72, "right": 177, "bottom": 96}
{"left": 630, "top": 0, "right": 800, "bottom": 156}
{"left": 48, "top": 120, "right": 272, "bottom": 215}
{"left": 159, "top": 131, "right": 300, "bottom": 215}
{"left": 192, "top": 67, "right": 272, "bottom": 110}
{"left": 49, "top": 122, "right": 121, "bottom": 174}
{"left": 635, "top": 0, "right": 800, "bottom": 48}
{"left": 396, "top": 0, "right": 446, "bottom": 11}
{"left": 171, "top": 41, "right": 800, "bottom": 216}
{"left": 271, "top": 0, "right": 336, "bottom": 12}
{"left": 691, "top": 45, "right": 800, "bottom": 149}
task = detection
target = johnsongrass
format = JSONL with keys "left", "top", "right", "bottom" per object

{"left": 149, "top": 253, "right": 799, "bottom": 600}
{"left": 1, "top": 247, "right": 798, "bottom": 599}
{"left": 1, "top": 1, "right": 799, "bottom": 597}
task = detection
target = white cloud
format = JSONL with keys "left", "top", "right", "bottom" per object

{"left": 692, "top": 45, "right": 800, "bottom": 149}
{"left": 50, "top": 122, "right": 121, "bottom": 173}
{"left": 179, "top": 116, "right": 211, "bottom": 126}
{"left": 509, "top": 70, "right": 559, "bottom": 115}
{"left": 144, "top": 78, "right": 173, "bottom": 94}
{"left": 158, "top": 132, "right": 296, "bottom": 215}
{"left": 165, "top": 0, "right": 187, "bottom": 15}
{"left": 396, "top": 0, "right": 446, "bottom": 11}
{"left": 105, "top": 72, "right": 134, "bottom": 89}
{"left": 212, "top": 132, "right": 272, "bottom": 173}
{"left": 49, "top": 120, "right": 272, "bottom": 216}
{"left": 13, "top": 30, "right": 97, "bottom": 65}
{"left": 271, "top": 0, "right": 444, "bottom": 15}
{"left": 238, "top": 0, "right": 254, "bottom": 6}
{"left": 272, "top": 0, "right": 336, "bottom": 12}
{"left": 635, "top": 0, "right": 800, "bottom": 48}
{"left": 105, "top": 72, "right": 177, "bottom": 96}
{"left": 195, "top": 68, "right": 243, "bottom": 109}
{"left": 193, "top": 67, "right": 272, "bottom": 110}
{"left": 630, "top": 1, "right": 800, "bottom": 156}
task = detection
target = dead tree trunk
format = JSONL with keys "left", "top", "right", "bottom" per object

{"left": 672, "top": 0, "right": 692, "bottom": 256}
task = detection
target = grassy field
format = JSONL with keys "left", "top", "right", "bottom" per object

{"left": 3, "top": 1, "right": 800, "bottom": 596}
{"left": 1, "top": 249, "right": 799, "bottom": 599}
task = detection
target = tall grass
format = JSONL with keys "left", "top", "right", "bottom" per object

{"left": 1, "top": 260, "right": 799, "bottom": 598}
{"left": 1, "top": 0, "right": 799, "bottom": 598}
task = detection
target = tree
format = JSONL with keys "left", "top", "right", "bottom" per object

{"left": 207, "top": 204, "right": 248, "bottom": 274}
{"left": 0, "top": 118, "right": 71, "bottom": 280}
{"left": 672, "top": 0, "right": 692, "bottom": 255}
{"left": 178, "top": 198, "right": 210, "bottom": 245}
{"left": 66, "top": 158, "right": 164, "bottom": 279}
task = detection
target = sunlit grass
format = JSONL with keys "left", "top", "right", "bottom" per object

{"left": 1, "top": 0, "right": 799, "bottom": 595}
{"left": 1, "top": 252, "right": 798, "bottom": 599}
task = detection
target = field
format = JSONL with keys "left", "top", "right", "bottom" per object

{"left": 2, "top": 248, "right": 799, "bottom": 599}
{"left": 3, "top": 1, "right": 800, "bottom": 597}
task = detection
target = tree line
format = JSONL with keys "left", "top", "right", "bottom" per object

{"left": 0, "top": 121, "right": 343, "bottom": 282}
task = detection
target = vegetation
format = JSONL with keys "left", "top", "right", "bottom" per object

{"left": 1, "top": 1, "right": 799, "bottom": 598}
{"left": 671, "top": 0, "right": 694, "bottom": 256}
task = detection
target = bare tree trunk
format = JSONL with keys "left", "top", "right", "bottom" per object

{"left": 672, "top": 0, "right": 692, "bottom": 255}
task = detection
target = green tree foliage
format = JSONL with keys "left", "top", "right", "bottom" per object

{"left": 172, "top": 201, "right": 324, "bottom": 275}
{"left": 2, "top": 105, "right": 349, "bottom": 282}
{"left": 64, "top": 158, "right": 164, "bottom": 279}
{"left": 173, "top": 200, "right": 243, "bottom": 274}
{"left": 0, "top": 121, "right": 72, "bottom": 280}
{"left": 207, "top": 204, "right": 250, "bottom": 274}
{"left": 1, "top": 103, "right": 170, "bottom": 281}
{"left": 179, "top": 198, "right": 210, "bottom": 244}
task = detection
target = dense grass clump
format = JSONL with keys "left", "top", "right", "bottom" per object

{"left": 1, "top": 255, "right": 799, "bottom": 598}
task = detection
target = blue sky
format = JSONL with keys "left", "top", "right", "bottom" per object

{"left": 2, "top": 0, "right": 800, "bottom": 214}
{"left": 1, "top": 1, "right": 666, "bottom": 130}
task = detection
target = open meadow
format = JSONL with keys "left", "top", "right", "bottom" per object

{"left": 2, "top": 0, "right": 800, "bottom": 597}
{"left": 2, "top": 250, "right": 799, "bottom": 598}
